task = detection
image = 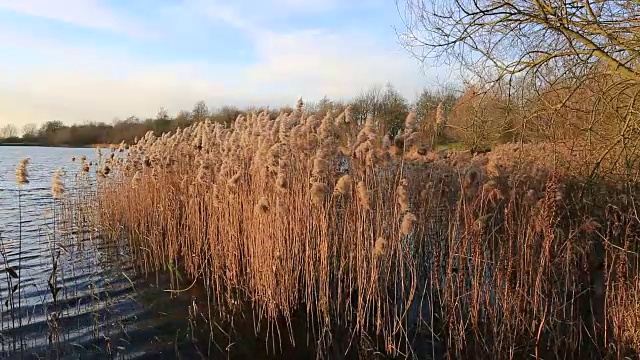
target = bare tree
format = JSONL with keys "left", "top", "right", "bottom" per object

{"left": 397, "top": 0, "right": 640, "bottom": 176}
{"left": 0, "top": 124, "right": 18, "bottom": 139}
{"left": 396, "top": 0, "right": 640, "bottom": 84}
{"left": 175, "top": 110, "right": 192, "bottom": 128}
{"left": 351, "top": 85, "right": 384, "bottom": 126}
{"left": 192, "top": 100, "right": 209, "bottom": 123}
{"left": 22, "top": 123, "right": 38, "bottom": 140}
{"left": 156, "top": 107, "right": 169, "bottom": 121}
{"left": 351, "top": 84, "right": 410, "bottom": 137}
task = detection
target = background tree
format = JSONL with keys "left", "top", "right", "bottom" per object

{"left": 316, "top": 95, "right": 333, "bottom": 116}
{"left": 306, "top": 95, "right": 343, "bottom": 118}
{"left": 211, "top": 106, "right": 242, "bottom": 127}
{"left": 39, "top": 121, "right": 65, "bottom": 135}
{"left": 22, "top": 123, "right": 37, "bottom": 136}
{"left": 379, "top": 83, "right": 410, "bottom": 137}
{"left": 150, "top": 108, "right": 172, "bottom": 135}
{"left": 0, "top": 124, "right": 18, "bottom": 139}
{"left": 175, "top": 110, "right": 192, "bottom": 128}
{"left": 397, "top": 0, "right": 640, "bottom": 176}
{"left": 351, "top": 85, "right": 384, "bottom": 126}
{"left": 37, "top": 121, "right": 65, "bottom": 145}
{"left": 415, "top": 86, "right": 459, "bottom": 147}
{"left": 397, "top": 0, "right": 640, "bottom": 85}
{"left": 22, "top": 123, "right": 38, "bottom": 142}
{"left": 192, "top": 100, "right": 210, "bottom": 123}
{"left": 446, "top": 85, "right": 518, "bottom": 150}
{"left": 351, "top": 84, "right": 410, "bottom": 137}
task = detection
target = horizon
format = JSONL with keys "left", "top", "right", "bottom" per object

{"left": 0, "top": 0, "right": 455, "bottom": 128}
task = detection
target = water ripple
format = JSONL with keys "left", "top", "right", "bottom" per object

{"left": 0, "top": 147, "right": 205, "bottom": 360}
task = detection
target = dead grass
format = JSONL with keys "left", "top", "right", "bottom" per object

{"left": 88, "top": 106, "right": 640, "bottom": 359}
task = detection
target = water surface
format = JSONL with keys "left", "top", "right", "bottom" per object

{"left": 0, "top": 146, "right": 209, "bottom": 359}
{"left": 0, "top": 146, "right": 372, "bottom": 360}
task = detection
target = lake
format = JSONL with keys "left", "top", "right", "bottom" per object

{"left": 0, "top": 146, "right": 219, "bottom": 359}
{"left": 0, "top": 146, "right": 370, "bottom": 360}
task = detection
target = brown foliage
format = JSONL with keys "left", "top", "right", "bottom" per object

{"left": 89, "top": 106, "right": 640, "bottom": 358}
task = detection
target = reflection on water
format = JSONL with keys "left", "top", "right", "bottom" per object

{"left": 0, "top": 147, "right": 214, "bottom": 359}
{"left": 0, "top": 146, "right": 373, "bottom": 360}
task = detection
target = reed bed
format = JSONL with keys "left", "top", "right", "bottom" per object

{"left": 91, "top": 104, "right": 640, "bottom": 359}
{"left": 0, "top": 155, "right": 151, "bottom": 359}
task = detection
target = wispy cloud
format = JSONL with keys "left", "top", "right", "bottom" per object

{"left": 195, "top": 0, "right": 440, "bottom": 98}
{"left": 199, "top": 2, "right": 264, "bottom": 36}
{"left": 0, "top": 0, "right": 146, "bottom": 36}
{"left": 197, "top": 0, "right": 382, "bottom": 21}
{"left": 0, "top": 0, "right": 451, "bottom": 127}
{"left": 244, "top": 29, "right": 431, "bottom": 99}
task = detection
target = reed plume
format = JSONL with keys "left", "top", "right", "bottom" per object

{"left": 333, "top": 174, "right": 352, "bottom": 196}
{"left": 397, "top": 178, "right": 409, "bottom": 213}
{"left": 356, "top": 181, "right": 371, "bottom": 210}
{"left": 15, "top": 158, "right": 30, "bottom": 185}
{"left": 373, "top": 237, "right": 387, "bottom": 257}
{"left": 51, "top": 169, "right": 65, "bottom": 199}
{"left": 400, "top": 212, "right": 417, "bottom": 236}
{"left": 255, "top": 197, "right": 270, "bottom": 214}
{"left": 404, "top": 110, "right": 417, "bottom": 135}
{"left": 83, "top": 102, "right": 640, "bottom": 360}
{"left": 435, "top": 101, "right": 445, "bottom": 133}
{"left": 310, "top": 182, "right": 329, "bottom": 205}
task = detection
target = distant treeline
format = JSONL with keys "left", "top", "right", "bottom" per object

{"left": 0, "top": 84, "right": 459, "bottom": 148}
{"left": 0, "top": 103, "right": 244, "bottom": 147}
{"left": 1, "top": 73, "right": 634, "bottom": 153}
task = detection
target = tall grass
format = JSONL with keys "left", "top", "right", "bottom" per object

{"left": 1, "top": 155, "right": 152, "bottom": 358}
{"left": 92, "top": 106, "right": 640, "bottom": 359}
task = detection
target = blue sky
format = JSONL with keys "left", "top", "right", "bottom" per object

{"left": 0, "top": 0, "right": 451, "bottom": 127}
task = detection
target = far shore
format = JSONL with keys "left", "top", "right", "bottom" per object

{"left": 0, "top": 142, "right": 120, "bottom": 149}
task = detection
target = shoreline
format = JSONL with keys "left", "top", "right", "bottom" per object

{"left": 0, "top": 143, "right": 120, "bottom": 148}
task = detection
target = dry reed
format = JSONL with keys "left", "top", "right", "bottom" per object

{"left": 51, "top": 169, "right": 65, "bottom": 199}
{"left": 15, "top": 158, "right": 30, "bottom": 185}
{"left": 86, "top": 105, "right": 640, "bottom": 359}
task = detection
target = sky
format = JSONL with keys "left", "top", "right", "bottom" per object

{"left": 0, "top": 0, "right": 452, "bottom": 128}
